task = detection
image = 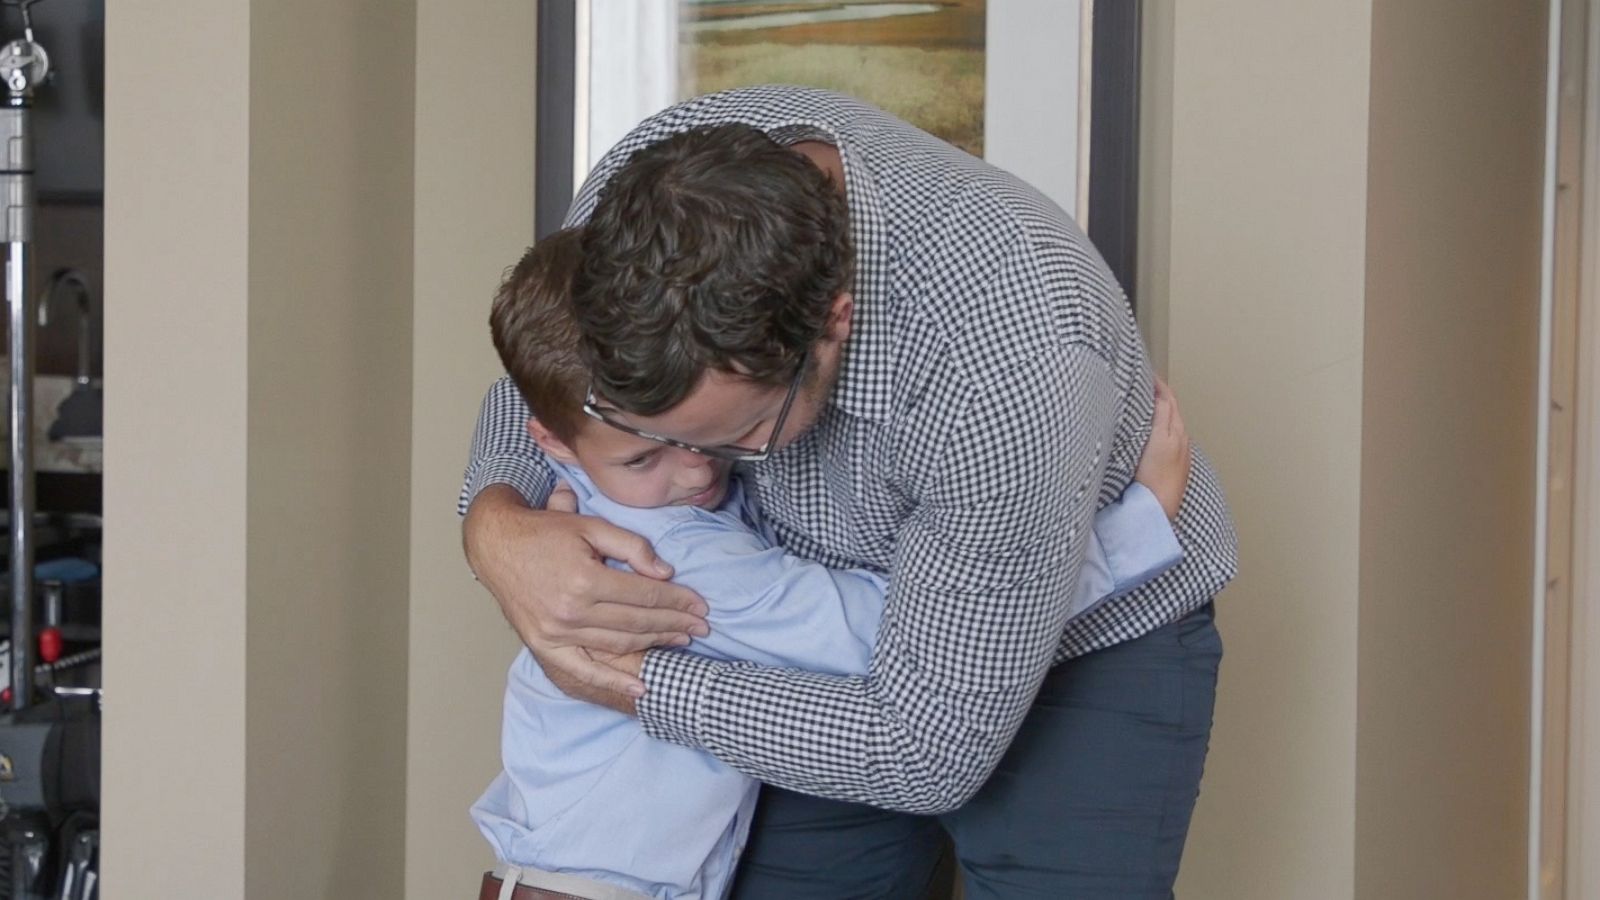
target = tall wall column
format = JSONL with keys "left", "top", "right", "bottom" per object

{"left": 104, "top": 2, "right": 417, "bottom": 897}
{"left": 404, "top": 3, "right": 537, "bottom": 897}
{"left": 1147, "top": 2, "right": 1544, "bottom": 897}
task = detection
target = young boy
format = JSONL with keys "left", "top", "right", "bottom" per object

{"left": 471, "top": 229, "right": 1192, "bottom": 900}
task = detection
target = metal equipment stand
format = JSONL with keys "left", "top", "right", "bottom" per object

{"left": 0, "top": 0, "right": 44, "bottom": 715}
{"left": 0, "top": 6, "right": 100, "bottom": 898}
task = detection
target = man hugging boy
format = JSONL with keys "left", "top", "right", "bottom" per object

{"left": 470, "top": 228, "right": 1193, "bottom": 900}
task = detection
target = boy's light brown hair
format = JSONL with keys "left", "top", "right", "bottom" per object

{"left": 489, "top": 227, "right": 588, "bottom": 444}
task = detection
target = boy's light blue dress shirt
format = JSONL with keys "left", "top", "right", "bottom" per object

{"left": 472, "top": 460, "right": 1182, "bottom": 900}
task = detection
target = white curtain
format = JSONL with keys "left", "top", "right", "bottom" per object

{"left": 985, "top": 0, "right": 1085, "bottom": 222}
{"left": 576, "top": 0, "right": 680, "bottom": 188}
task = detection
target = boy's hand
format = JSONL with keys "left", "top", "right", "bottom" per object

{"left": 463, "top": 485, "right": 708, "bottom": 700}
{"left": 566, "top": 649, "right": 647, "bottom": 716}
{"left": 545, "top": 478, "right": 579, "bottom": 513}
{"left": 1134, "top": 378, "right": 1192, "bottom": 522}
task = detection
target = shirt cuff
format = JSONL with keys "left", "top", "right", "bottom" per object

{"left": 1097, "top": 482, "right": 1185, "bottom": 589}
{"left": 457, "top": 457, "right": 554, "bottom": 516}
{"left": 637, "top": 648, "right": 730, "bottom": 749}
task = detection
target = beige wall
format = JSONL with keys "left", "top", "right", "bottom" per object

{"left": 404, "top": 2, "right": 536, "bottom": 897}
{"left": 106, "top": 2, "right": 531, "bottom": 895}
{"left": 243, "top": 1, "right": 416, "bottom": 897}
{"left": 1162, "top": 2, "right": 1374, "bottom": 896}
{"left": 1152, "top": 1, "right": 1545, "bottom": 897}
{"left": 1357, "top": 1, "right": 1544, "bottom": 897}
{"left": 105, "top": 1, "right": 417, "bottom": 897}
{"left": 103, "top": 2, "right": 252, "bottom": 893}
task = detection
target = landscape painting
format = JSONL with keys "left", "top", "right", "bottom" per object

{"left": 678, "top": 0, "right": 987, "bottom": 156}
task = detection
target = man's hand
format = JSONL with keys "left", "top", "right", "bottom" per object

{"left": 1134, "top": 379, "right": 1192, "bottom": 521}
{"left": 463, "top": 484, "right": 708, "bottom": 697}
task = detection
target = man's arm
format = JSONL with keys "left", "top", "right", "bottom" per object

{"left": 458, "top": 377, "right": 554, "bottom": 513}
{"left": 629, "top": 456, "right": 1177, "bottom": 697}
{"left": 460, "top": 378, "right": 708, "bottom": 694}
{"left": 636, "top": 344, "right": 1119, "bottom": 814}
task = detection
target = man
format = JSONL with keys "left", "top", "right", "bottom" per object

{"left": 462, "top": 86, "right": 1237, "bottom": 899}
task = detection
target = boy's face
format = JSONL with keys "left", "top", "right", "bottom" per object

{"left": 533, "top": 418, "right": 734, "bottom": 510}
{"left": 582, "top": 293, "right": 853, "bottom": 466}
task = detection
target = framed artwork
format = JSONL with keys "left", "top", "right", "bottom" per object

{"left": 537, "top": 1, "right": 1142, "bottom": 305}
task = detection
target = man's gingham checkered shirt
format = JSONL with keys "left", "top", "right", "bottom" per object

{"left": 461, "top": 86, "right": 1238, "bottom": 815}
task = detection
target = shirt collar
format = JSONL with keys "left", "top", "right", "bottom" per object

{"left": 547, "top": 457, "right": 756, "bottom": 527}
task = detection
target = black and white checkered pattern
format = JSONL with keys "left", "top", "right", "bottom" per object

{"left": 460, "top": 86, "right": 1238, "bottom": 814}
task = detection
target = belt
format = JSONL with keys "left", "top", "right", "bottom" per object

{"left": 478, "top": 866, "right": 652, "bottom": 900}
{"left": 478, "top": 871, "right": 589, "bottom": 900}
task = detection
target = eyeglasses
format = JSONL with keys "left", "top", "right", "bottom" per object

{"left": 581, "top": 354, "right": 808, "bottom": 463}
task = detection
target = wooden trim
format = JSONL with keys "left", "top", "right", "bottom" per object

{"left": 1546, "top": 2, "right": 1593, "bottom": 897}
{"left": 1568, "top": 1, "right": 1600, "bottom": 893}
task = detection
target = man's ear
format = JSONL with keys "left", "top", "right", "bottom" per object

{"left": 824, "top": 292, "right": 854, "bottom": 342}
{"left": 526, "top": 417, "right": 579, "bottom": 464}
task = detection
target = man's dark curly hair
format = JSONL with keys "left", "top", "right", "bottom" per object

{"left": 572, "top": 123, "right": 854, "bottom": 415}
